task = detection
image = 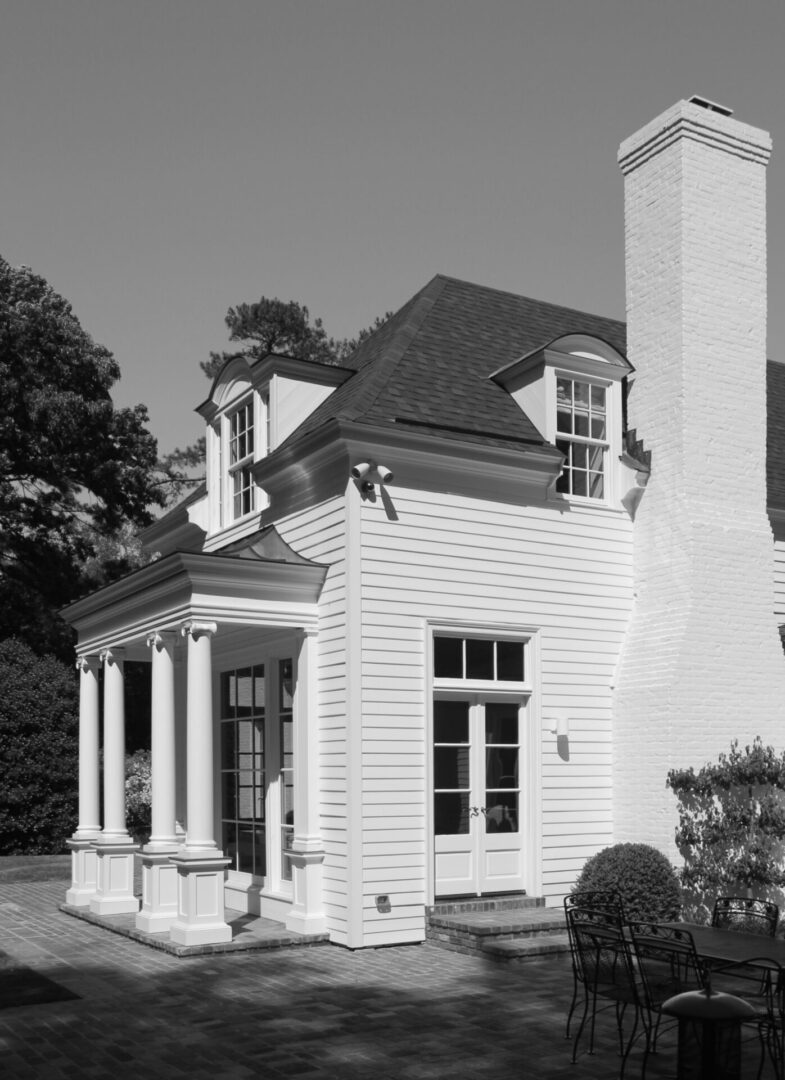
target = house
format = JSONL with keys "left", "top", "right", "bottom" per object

{"left": 63, "top": 97, "right": 785, "bottom": 950}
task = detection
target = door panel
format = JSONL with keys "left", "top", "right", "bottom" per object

{"left": 434, "top": 696, "right": 525, "bottom": 897}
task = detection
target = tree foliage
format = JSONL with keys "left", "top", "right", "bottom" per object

{"left": 667, "top": 738, "right": 785, "bottom": 920}
{"left": 201, "top": 296, "right": 392, "bottom": 380}
{"left": 0, "top": 638, "right": 79, "bottom": 854}
{"left": 0, "top": 257, "right": 165, "bottom": 658}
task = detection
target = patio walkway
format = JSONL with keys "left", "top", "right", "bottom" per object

{"left": 0, "top": 876, "right": 778, "bottom": 1079}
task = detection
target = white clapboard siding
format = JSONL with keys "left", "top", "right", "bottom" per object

{"left": 774, "top": 540, "right": 785, "bottom": 620}
{"left": 357, "top": 483, "right": 631, "bottom": 925}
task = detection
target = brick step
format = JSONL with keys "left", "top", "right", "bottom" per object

{"left": 428, "top": 893, "right": 544, "bottom": 917}
{"left": 426, "top": 900, "right": 570, "bottom": 961}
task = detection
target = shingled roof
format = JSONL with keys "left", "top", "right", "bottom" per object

{"left": 280, "top": 274, "right": 628, "bottom": 453}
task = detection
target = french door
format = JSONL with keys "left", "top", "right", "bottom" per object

{"left": 433, "top": 695, "right": 526, "bottom": 896}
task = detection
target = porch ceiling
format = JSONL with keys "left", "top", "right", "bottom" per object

{"left": 62, "top": 544, "right": 328, "bottom": 657}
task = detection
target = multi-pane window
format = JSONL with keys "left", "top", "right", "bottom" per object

{"left": 555, "top": 377, "right": 607, "bottom": 499}
{"left": 229, "top": 400, "right": 255, "bottom": 519}
{"left": 433, "top": 636, "right": 525, "bottom": 683}
{"left": 279, "top": 659, "right": 294, "bottom": 882}
{"left": 221, "top": 665, "right": 266, "bottom": 877}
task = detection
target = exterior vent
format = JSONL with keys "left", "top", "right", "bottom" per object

{"left": 688, "top": 95, "right": 733, "bottom": 117}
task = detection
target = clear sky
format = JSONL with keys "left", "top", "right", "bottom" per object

{"left": 3, "top": 0, "right": 784, "bottom": 455}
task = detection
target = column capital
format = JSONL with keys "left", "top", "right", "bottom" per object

{"left": 100, "top": 647, "right": 125, "bottom": 667}
{"left": 181, "top": 620, "right": 218, "bottom": 642}
{"left": 76, "top": 654, "right": 101, "bottom": 675}
{"left": 147, "top": 629, "right": 178, "bottom": 651}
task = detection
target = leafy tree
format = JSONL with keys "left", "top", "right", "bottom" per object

{"left": 0, "top": 257, "right": 165, "bottom": 658}
{"left": 0, "top": 638, "right": 79, "bottom": 853}
{"left": 667, "top": 738, "right": 785, "bottom": 920}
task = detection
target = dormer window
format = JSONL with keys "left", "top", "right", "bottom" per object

{"left": 229, "top": 399, "right": 256, "bottom": 519}
{"left": 555, "top": 377, "right": 607, "bottom": 498}
{"left": 491, "top": 333, "right": 632, "bottom": 508}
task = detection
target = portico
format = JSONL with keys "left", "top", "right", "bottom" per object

{"left": 63, "top": 528, "right": 328, "bottom": 947}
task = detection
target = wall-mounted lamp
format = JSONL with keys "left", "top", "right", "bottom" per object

{"left": 351, "top": 462, "right": 394, "bottom": 491}
{"left": 550, "top": 712, "right": 570, "bottom": 738}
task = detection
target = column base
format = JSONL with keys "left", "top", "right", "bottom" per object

{"left": 284, "top": 845, "right": 327, "bottom": 935}
{"left": 169, "top": 850, "right": 232, "bottom": 946}
{"left": 136, "top": 847, "right": 180, "bottom": 933}
{"left": 66, "top": 837, "right": 100, "bottom": 907}
{"left": 89, "top": 839, "right": 140, "bottom": 916}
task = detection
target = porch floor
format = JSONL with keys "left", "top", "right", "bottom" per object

{"left": 60, "top": 901, "right": 329, "bottom": 958}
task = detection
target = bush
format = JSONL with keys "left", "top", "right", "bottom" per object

{"left": 0, "top": 638, "right": 78, "bottom": 853}
{"left": 574, "top": 842, "right": 681, "bottom": 922}
{"left": 125, "top": 749, "right": 151, "bottom": 842}
{"left": 667, "top": 738, "right": 785, "bottom": 922}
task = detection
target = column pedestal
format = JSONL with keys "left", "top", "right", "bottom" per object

{"left": 136, "top": 846, "right": 180, "bottom": 932}
{"left": 285, "top": 842, "right": 327, "bottom": 935}
{"left": 169, "top": 850, "right": 232, "bottom": 946}
{"left": 89, "top": 840, "right": 139, "bottom": 915}
{"left": 65, "top": 838, "right": 99, "bottom": 907}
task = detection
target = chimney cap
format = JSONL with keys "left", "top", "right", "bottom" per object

{"left": 688, "top": 95, "right": 733, "bottom": 117}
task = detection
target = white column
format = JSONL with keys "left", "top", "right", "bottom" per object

{"left": 137, "top": 631, "right": 179, "bottom": 933}
{"left": 169, "top": 619, "right": 231, "bottom": 946}
{"left": 66, "top": 655, "right": 101, "bottom": 906}
{"left": 90, "top": 647, "right": 139, "bottom": 916}
{"left": 285, "top": 629, "right": 327, "bottom": 935}
{"left": 147, "top": 631, "right": 178, "bottom": 847}
{"left": 183, "top": 620, "right": 218, "bottom": 850}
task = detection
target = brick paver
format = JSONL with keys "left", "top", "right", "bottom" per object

{"left": 0, "top": 880, "right": 777, "bottom": 1078}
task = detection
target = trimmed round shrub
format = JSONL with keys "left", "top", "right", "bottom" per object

{"left": 574, "top": 842, "right": 681, "bottom": 922}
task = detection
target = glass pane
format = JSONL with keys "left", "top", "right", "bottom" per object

{"left": 573, "top": 471, "right": 587, "bottom": 497}
{"left": 238, "top": 783, "right": 255, "bottom": 820}
{"left": 590, "top": 416, "right": 606, "bottom": 439}
{"left": 279, "top": 659, "right": 293, "bottom": 710}
{"left": 434, "top": 746, "right": 470, "bottom": 789}
{"left": 281, "top": 717, "right": 293, "bottom": 756}
{"left": 282, "top": 780, "right": 294, "bottom": 822}
{"left": 434, "top": 792, "right": 469, "bottom": 835}
{"left": 485, "top": 792, "right": 518, "bottom": 833}
{"left": 434, "top": 636, "right": 463, "bottom": 679}
{"left": 221, "top": 672, "right": 236, "bottom": 718}
{"left": 556, "top": 409, "right": 572, "bottom": 433}
{"left": 434, "top": 699, "right": 470, "bottom": 743}
{"left": 556, "top": 378, "right": 572, "bottom": 406}
{"left": 574, "top": 381, "right": 589, "bottom": 407}
{"left": 281, "top": 828, "right": 293, "bottom": 882}
{"left": 466, "top": 638, "right": 493, "bottom": 679}
{"left": 589, "top": 471, "right": 604, "bottom": 498}
{"left": 221, "top": 773, "right": 237, "bottom": 818}
{"left": 588, "top": 444, "right": 604, "bottom": 471}
{"left": 574, "top": 412, "right": 589, "bottom": 437}
{"left": 572, "top": 443, "right": 587, "bottom": 469}
{"left": 236, "top": 668, "right": 254, "bottom": 716}
{"left": 486, "top": 747, "right": 518, "bottom": 789}
{"left": 254, "top": 826, "right": 266, "bottom": 877}
{"left": 237, "top": 825, "right": 255, "bottom": 874}
{"left": 591, "top": 385, "right": 606, "bottom": 411}
{"left": 253, "top": 666, "right": 265, "bottom": 710}
{"left": 222, "top": 822, "right": 238, "bottom": 869}
{"left": 486, "top": 703, "right": 519, "bottom": 744}
{"left": 221, "top": 721, "right": 236, "bottom": 765}
{"left": 496, "top": 641, "right": 524, "bottom": 682}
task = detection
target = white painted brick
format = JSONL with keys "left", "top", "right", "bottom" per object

{"left": 614, "top": 100, "right": 785, "bottom": 862}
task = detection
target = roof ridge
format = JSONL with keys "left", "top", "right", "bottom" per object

{"left": 343, "top": 275, "right": 449, "bottom": 421}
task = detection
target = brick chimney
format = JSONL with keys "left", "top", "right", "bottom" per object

{"left": 613, "top": 98, "right": 785, "bottom": 856}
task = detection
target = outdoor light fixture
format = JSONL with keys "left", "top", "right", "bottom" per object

{"left": 351, "top": 462, "right": 394, "bottom": 491}
{"left": 550, "top": 712, "right": 569, "bottom": 738}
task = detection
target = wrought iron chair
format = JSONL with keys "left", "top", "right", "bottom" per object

{"left": 712, "top": 896, "right": 780, "bottom": 937}
{"left": 629, "top": 921, "right": 708, "bottom": 1078}
{"left": 567, "top": 904, "right": 642, "bottom": 1076}
{"left": 563, "top": 891, "right": 625, "bottom": 1039}
{"left": 709, "top": 956, "right": 784, "bottom": 1079}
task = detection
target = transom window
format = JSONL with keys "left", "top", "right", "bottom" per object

{"left": 434, "top": 635, "right": 525, "bottom": 683}
{"left": 555, "top": 377, "right": 607, "bottom": 499}
{"left": 229, "top": 400, "right": 255, "bottom": 519}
